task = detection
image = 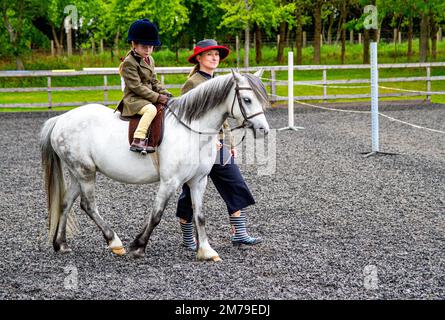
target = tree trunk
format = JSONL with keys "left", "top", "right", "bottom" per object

{"left": 254, "top": 24, "right": 262, "bottom": 64}
{"left": 50, "top": 26, "right": 63, "bottom": 55}
{"left": 15, "top": 56, "right": 24, "bottom": 70}
{"left": 295, "top": 8, "right": 303, "bottom": 65}
{"left": 58, "top": 22, "right": 65, "bottom": 55}
{"left": 419, "top": 11, "right": 429, "bottom": 62}
{"left": 277, "top": 21, "right": 287, "bottom": 64}
{"left": 244, "top": 0, "right": 250, "bottom": 67}
{"left": 407, "top": 15, "right": 413, "bottom": 61}
{"left": 114, "top": 27, "right": 120, "bottom": 58}
{"left": 327, "top": 13, "right": 334, "bottom": 45}
{"left": 335, "top": 15, "right": 344, "bottom": 45}
{"left": 363, "top": 29, "right": 370, "bottom": 64}
{"left": 430, "top": 13, "right": 437, "bottom": 60}
{"left": 244, "top": 24, "right": 250, "bottom": 67}
{"left": 313, "top": 1, "right": 322, "bottom": 64}
{"left": 175, "top": 40, "right": 179, "bottom": 63}
{"left": 340, "top": 1, "right": 347, "bottom": 64}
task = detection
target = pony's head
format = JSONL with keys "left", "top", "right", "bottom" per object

{"left": 229, "top": 70, "right": 270, "bottom": 136}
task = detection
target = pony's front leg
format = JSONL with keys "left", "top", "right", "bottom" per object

{"left": 129, "top": 180, "right": 178, "bottom": 259}
{"left": 190, "top": 177, "right": 221, "bottom": 262}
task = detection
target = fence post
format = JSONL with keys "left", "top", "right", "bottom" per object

{"left": 426, "top": 66, "right": 431, "bottom": 103}
{"left": 47, "top": 77, "right": 52, "bottom": 110}
{"left": 323, "top": 68, "right": 327, "bottom": 102}
{"left": 104, "top": 75, "right": 108, "bottom": 105}
{"left": 271, "top": 69, "right": 276, "bottom": 101}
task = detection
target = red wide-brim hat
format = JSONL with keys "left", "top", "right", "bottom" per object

{"left": 187, "top": 39, "right": 230, "bottom": 64}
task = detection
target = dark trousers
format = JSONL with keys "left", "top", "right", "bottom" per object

{"left": 176, "top": 163, "right": 255, "bottom": 223}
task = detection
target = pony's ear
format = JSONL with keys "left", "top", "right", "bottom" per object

{"left": 253, "top": 68, "right": 264, "bottom": 78}
{"left": 231, "top": 69, "right": 242, "bottom": 83}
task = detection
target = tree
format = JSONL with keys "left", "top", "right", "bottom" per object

{"left": 125, "top": 0, "right": 189, "bottom": 61}
{"left": 183, "top": 0, "right": 225, "bottom": 48}
{"left": 219, "top": 0, "right": 278, "bottom": 66}
{"left": 311, "top": 0, "right": 325, "bottom": 64}
{"left": 275, "top": 0, "right": 296, "bottom": 64}
{"left": 339, "top": 0, "right": 348, "bottom": 64}
{"left": 293, "top": 0, "right": 311, "bottom": 65}
{"left": 1, "top": 0, "right": 44, "bottom": 69}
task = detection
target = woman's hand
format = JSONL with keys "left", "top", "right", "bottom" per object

{"left": 231, "top": 147, "right": 237, "bottom": 158}
{"left": 216, "top": 141, "right": 223, "bottom": 150}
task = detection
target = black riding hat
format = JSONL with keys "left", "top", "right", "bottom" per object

{"left": 127, "top": 19, "right": 161, "bottom": 46}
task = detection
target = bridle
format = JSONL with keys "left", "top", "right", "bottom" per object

{"left": 228, "top": 80, "right": 265, "bottom": 131}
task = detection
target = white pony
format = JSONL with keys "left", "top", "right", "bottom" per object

{"left": 40, "top": 71, "right": 269, "bottom": 262}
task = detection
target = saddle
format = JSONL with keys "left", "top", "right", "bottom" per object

{"left": 115, "top": 100, "right": 165, "bottom": 148}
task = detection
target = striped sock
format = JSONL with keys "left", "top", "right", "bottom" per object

{"left": 180, "top": 221, "right": 196, "bottom": 250}
{"left": 230, "top": 212, "right": 250, "bottom": 242}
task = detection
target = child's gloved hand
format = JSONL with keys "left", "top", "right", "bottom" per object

{"left": 157, "top": 94, "right": 169, "bottom": 104}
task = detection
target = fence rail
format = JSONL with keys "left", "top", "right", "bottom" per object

{"left": 1, "top": 62, "right": 445, "bottom": 108}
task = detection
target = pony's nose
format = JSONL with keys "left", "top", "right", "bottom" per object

{"left": 259, "top": 127, "right": 269, "bottom": 135}
{"left": 255, "top": 127, "right": 269, "bottom": 136}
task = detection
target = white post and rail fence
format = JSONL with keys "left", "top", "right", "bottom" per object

{"left": 0, "top": 62, "right": 445, "bottom": 109}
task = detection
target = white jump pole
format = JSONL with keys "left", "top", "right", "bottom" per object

{"left": 288, "top": 51, "right": 294, "bottom": 128}
{"left": 370, "top": 42, "right": 379, "bottom": 152}
{"left": 279, "top": 51, "right": 304, "bottom": 131}
{"left": 363, "top": 41, "right": 397, "bottom": 157}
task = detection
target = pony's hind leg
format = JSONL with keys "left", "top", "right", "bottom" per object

{"left": 79, "top": 177, "right": 125, "bottom": 256}
{"left": 53, "top": 174, "right": 80, "bottom": 253}
{"left": 189, "top": 177, "right": 221, "bottom": 262}
{"left": 129, "top": 180, "right": 178, "bottom": 259}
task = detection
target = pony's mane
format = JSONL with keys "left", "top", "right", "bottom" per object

{"left": 168, "top": 73, "right": 270, "bottom": 123}
{"left": 168, "top": 74, "right": 234, "bottom": 123}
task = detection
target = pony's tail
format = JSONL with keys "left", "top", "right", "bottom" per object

{"left": 40, "top": 116, "right": 77, "bottom": 246}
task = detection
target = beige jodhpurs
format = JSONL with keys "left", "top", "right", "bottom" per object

{"left": 134, "top": 104, "right": 157, "bottom": 139}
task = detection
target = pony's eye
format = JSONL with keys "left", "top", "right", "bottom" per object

{"left": 243, "top": 97, "right": 251, "bottom": 104}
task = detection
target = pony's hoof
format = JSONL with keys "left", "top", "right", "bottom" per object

{"left": 55, "top": 243, "right": 72, "bottom": 254}
{"left": 129, "top": 248, "right": 145, "bottom": 259}
{"left": 59, "top": 247, "right": 72, "bottom": 254}
{"left": 111, "top": 246, "right": 126, "bottom": 256}
{"left": 197, "top": 255, "right": 222, "bottom": 262}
